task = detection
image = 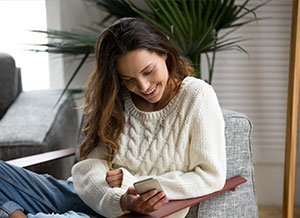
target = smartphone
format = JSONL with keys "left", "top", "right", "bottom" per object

{"left": 133, "top": 178, "right": 164, "bottom": 195}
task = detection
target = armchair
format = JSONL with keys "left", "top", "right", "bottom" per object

{"left": 186, "top": 109, "right": 258, "bottom": 218}
{"left": 7, "top": 108, "right": 258, "bottom": 218}
{"left": 0, "top": 53, "right": 79, "bottom": 179}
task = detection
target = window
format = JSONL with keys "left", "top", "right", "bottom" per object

{"left": 0, "top": 0, "right": 49, "bottom": 91}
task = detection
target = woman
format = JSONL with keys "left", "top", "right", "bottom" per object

{"left": 71, "top": 17, "right": 226, "bottom": 218}
{"left": 0, "top": 17, "right": 226, "bottom": 218}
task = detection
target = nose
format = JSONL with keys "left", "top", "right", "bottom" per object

{"left": 136, "top": 78, "right": 150, "bottom": 92}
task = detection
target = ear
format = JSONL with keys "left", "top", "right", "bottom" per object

{"left": 162, "top": 54, "right": 168, "bottom": 61}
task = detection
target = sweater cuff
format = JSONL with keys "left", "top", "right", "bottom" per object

{"left": 102, "top": 188, "right": 126, "bottom": 218}
{"left": 111, "top": 190, "right": 124, "bottom": 217}
{"left": 120, "top": 167, "right": 138, "bottom": 188}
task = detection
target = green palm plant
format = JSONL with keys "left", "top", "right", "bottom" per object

{"left": 31, "top": 0, "right": 267, "bottom": 97}
{"left": 127, "top": 0, "right": 267, "bottom": 83}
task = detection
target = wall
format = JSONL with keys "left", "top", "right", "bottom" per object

{"left": 46, "top": 0, "right": 298, "bottom": 205}
{"left": 212, "top": 0, "right": 299, "bottom": 205}
{"left": 46, "top": 0, "right": 106, "bottom": 89}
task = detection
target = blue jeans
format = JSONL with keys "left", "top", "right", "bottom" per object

{"left": 0, "top": 161, "right": 103, "bottom": 218}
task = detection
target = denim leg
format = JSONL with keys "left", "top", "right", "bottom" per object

{"left": 0, "top": 161, "right": 101, "bottom": 218}
{"left": 0, "top": 200, "right": 24, "bottom": 218}
{"left": 27, "top": 211, "right": 91, "bottom": 218}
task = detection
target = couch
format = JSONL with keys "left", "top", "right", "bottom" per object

{"left": 0, "top": 53, "right": 79, "bottom": 179}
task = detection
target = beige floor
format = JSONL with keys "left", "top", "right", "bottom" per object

{"left": 258, "top": 205, "right": 300, "bottom": 218}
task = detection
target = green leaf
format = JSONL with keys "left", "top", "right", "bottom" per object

{"left": 236, "top": 0, "right": 268, "bottom": 20}
{"left": 201, "top": 0, "right": 212, "bottom": 35}
{"left": 182, "top": 0, "right": 192, "bottom": 27}
{"left": 143, "top": 0, "right": 172, "bottom": 28}
{"left": 170, "top": 0, "right": 189, "bottom": 34}
{"left": 190, "top": 0, "right": 197, "bottom": 26}
{"left": 233, "top": 0, "right": 249, "bottom": 17}
{"left": 129, "top": 2, "right": 173, "bottom": 37}
{"left": 190, "top": 24, "right": 215, "bottom": 54}
{"left": 195, "top": 1, "right": 203, "bottom": 38}
{"left": 155, "top": 0, "right": 187, "bottom": 38}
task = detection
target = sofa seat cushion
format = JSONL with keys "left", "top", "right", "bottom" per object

{"left": 0, "top": 90, "right": 78, "bottom": 159}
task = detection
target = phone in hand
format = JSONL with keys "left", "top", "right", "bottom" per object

{"left": 133, "top": 178, "right": 164, "bottom": 195}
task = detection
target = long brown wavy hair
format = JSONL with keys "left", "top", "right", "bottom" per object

{"left": 79, "top": 18, "right": 194, "bottom": 167}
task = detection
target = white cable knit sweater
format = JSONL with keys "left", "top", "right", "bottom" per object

{"left": 71, "top": 77, "right": 226, "bottom": 218}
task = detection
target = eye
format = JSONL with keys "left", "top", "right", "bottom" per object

{"left": 123, "top": 78, "right": 135, "bottom": 84}
{"left": 144, "top": 69, "right": 153, "bottom": 75}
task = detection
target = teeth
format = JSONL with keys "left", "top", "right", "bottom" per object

{"left": 145, "top": 85, "right": 156, "bottom": 95}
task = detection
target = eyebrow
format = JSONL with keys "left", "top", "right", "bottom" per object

{"left": 120, "top": 63, "right": 152, "bottom": 79}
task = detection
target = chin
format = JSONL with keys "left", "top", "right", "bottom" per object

{"left": 146, "top": 95, "right": 163, "bottom": 104}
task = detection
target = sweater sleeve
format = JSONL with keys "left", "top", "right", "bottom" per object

{"left": 156, "top": 85, "right": 226, "bottom": 199}
{"left": 71, "top": 151, "right": 126, "bottom": 218}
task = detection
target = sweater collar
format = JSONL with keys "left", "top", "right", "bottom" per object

{"left": 123, "top": 76, "right": 193, "bottom": 120}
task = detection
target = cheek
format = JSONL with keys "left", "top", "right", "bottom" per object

{"left": 160, "top": 62, "right": 169, "bottom": 78}
{"left": 160, "top": 67, "right": 169, "bottom": 82}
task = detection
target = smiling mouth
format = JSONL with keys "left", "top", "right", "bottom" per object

{"left": 143, "top": 84, "right": 158, "bottom": 96}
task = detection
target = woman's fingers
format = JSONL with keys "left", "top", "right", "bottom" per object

{"left": 147, "top": 191, "right": 167, "bottom": 206}
{"left": 106, "top": 173, "right": 122, "bottom": 183}
{"left": 138, "top": 190, "right": 158, "bottom": 205}
{"left": 151, "top": 194, "right": 169, "bottom": 211}
{"left": 136, "top": 191, "right": 168, "bottom": 214}
{"left": 106, "top": 169, "right": 123, "bottom": 187}
{"left": 121, "top": 187, "right": 168, "bottom": 214}
{"left": 107, "top": 169, "right": 122, "bottom": 176}
{"left": 107, "top": 179, "right": 122, "bottom": 187}
{"left": 106, "top": 178, "right": 122, "bottom": 187}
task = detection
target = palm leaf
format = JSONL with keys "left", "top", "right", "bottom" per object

{"left": 30, "top": 30, "right": 97, "bottom": 54}
{"left": 129, "top": 1, "right": 172, "bottom": 37}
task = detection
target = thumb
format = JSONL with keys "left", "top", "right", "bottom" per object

{"left": 127, "top": 186, "right": 139, "bottom": 195}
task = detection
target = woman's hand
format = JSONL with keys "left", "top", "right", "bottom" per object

{"left": 120, "top": 186, "right": 168, "bottom": 214}
{"left": 106, "top": 169, "right": 123, "bottom": 188}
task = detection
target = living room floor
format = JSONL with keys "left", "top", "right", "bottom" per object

{"left": 258, "top": 205, "right": 300, "bottom": 218}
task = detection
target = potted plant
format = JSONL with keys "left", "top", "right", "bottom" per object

{"left": 30, "top": 0, "right": 267, "bottom": 98}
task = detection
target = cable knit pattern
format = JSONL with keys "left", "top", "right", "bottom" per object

{"left": 71, "top": 77, "right": 226, "bottom": 218}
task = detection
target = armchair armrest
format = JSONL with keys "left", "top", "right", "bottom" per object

{"left": 116, "top": 176, "right": 246, "bottom": 218}
{"left": 6, "top": 147, "right": 76, "bottom": 168}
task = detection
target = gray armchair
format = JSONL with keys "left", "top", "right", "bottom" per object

{"left": 5, "top": 109, "right": 258, "bottom": 218}
{"left": 0, "top": 53, "right": 79, "bottom": 179}
{"left": 74, "top": 101, "right": 258, "bottom": 217}
{"left": 186, "top": 109, "right": 258, "bottom": 218}
{"left": 76, "top": 110, "right": 258, "bottom": 218}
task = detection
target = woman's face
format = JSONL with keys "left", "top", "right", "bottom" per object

{"left": 116, "top": 49, "right": 169, "bottom": 105}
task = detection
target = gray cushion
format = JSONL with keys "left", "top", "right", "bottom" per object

{"left": 0, "top": 53, "right": 22, "bottom": 119}
{"left": 186, "top": 109, "right": 258, "bottom": 218}
{"left": 0, "top": 90, "right": 79, "bottom": 179}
